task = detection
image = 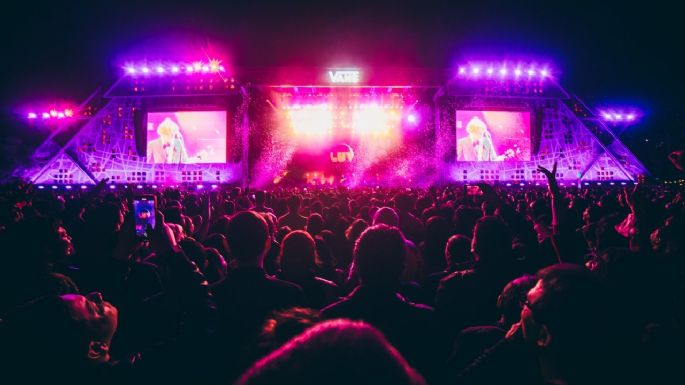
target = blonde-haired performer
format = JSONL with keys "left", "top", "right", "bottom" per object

{"left": 146, "top": 117, "right": 189, "bottom": 164}
{"left": 457, "top": 116, "right": 498, "bottom": 161}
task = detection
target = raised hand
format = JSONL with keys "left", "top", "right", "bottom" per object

{"left": 623, "top": 176, "right": 645, "bottom": 214}
{"left": 148, "top": 210, "right": 177, "bottom": 256}
{"left": 537, "top": 161, "right": 557, "bottom": 180}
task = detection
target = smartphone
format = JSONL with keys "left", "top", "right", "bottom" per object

{"left": 466, "top": 185, "right": 482, "bottom": 196}
{"left": 133, "top": 196, "right": 156, "bottom": 237}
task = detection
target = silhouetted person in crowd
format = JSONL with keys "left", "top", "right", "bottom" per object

{"left": 2, "top": 292, "right": 118, "bottom": 383}
{"left": 322, "top": 224, "right": 437, "bottom": 380}
{"left": 0, "top": 216, "right": 78, "bottom": 317}
{"left": 423, "top": 234, "right": 473, "bottom": 305}
{"left": 236, "top": 319, "right": 425, "bottom": 385}
{"left": 252, "top": 190, "right": 274, "bottom": 215}
{"left": 446, "top": 274, "right": 537, "bottom": 377}
{"left": 211, "top": 211, "right": 305, "bottom": 380}
{"left": 277, "top": 230, "right": 339, "bottom": 308}
{"left": 456, "top": 264, "right": 620, "bottom": 385}
{"left": 306, "top": 213, "right": 324, "bottom": 236}
{"left": 278, "top": 194, "right": 308, "bottom": 230}
{"left": 394, "top": 192, "right": 425, "bottom": 245}
{"left": 436, "top": 216, "right": 519, "bottom": 337}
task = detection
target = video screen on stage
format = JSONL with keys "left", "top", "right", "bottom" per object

{"left": 456, "top": 110, "right": 531, "bottom": 162}
{"left": 146, "top": 111, "right": 227, "bottom": 164}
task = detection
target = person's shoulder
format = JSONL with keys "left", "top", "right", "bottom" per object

{"left": 266, "top": 274, "right": 304, "bottom": 293}
{"left": 439, "top": 268, "right": 475, "bottom": 287}
{"left": 320, "top": 296, "right": 352, "bottom": 316}
{"left": 313, "top": 276, "right": 338, "bottom": 289}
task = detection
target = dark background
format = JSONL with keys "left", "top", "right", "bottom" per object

{"left": 1, "top": 0, "right": 683, "bottom": 178}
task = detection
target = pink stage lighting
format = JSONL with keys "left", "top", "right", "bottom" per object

{"left": 458, "top": 62, "right": 552, "bottom": 80}
{"left": 288, "top": 104, "right": 333, "bottom": 138}
{"left": 31, "top": 108, "right": 77, "bottom": 121}
{"left": 599, "top": 108, "right": 641, "bottom": 124}
{"left": 407, "top": 113, "right": 417, "bottom": 124}
{"left": 352, "top": 104, "right": 400, "bottom": 137}
{"left": 123, "top": 59, "right": 226, "bottom": 76}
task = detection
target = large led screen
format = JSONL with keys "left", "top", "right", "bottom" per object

{"left": 146, "top": 111, "right": 227, "bottom": 164}
{"left": 456, "top": 110, "right": 531, "bottom": 162}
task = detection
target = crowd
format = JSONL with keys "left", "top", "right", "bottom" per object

{"left": 0, "top": 163, "right": 684, "bottom": 384}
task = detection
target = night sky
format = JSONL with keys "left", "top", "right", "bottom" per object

{"left": 1, "top": 0, "right": 683, "bottom": 176}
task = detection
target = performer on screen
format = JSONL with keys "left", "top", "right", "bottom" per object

{"left": 457, "top": 116, "right": 498, "bottom": 161}
{"left": 146, "top": 117, "right": 189, "bottom": 164}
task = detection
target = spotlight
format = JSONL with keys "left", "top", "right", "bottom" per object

{"left": 602, "top": 112, "right": 613, "bottom": 120}
{"left": 527, "top": 69, "right": 535, "bottom": 76}
{"left": 156, "top": 66, "right": 164, "bottom": 73}
{"left": 49, "top": 109, "right": 58, "bottom": 117}
{"left": 38, "top": 185, "right": 45, "bottom": 190}
{"left": 196, "top": 184, "right": 204, "bottom": 189}
{"left": 109, "top": 185, "right": 116, "bottom": 189}
{"left": 80, "top": 185, "right": 87, "bottom": 189}
{"left": 407, "top": 114, "right": 417, "bottom": 123}
{"left": 211, "top": 184, "right": 218, "bottom": 189}
{"left": 514, "top": 69, "right": 522, "bottom": 76}
{"left": 57, "top": 112, "right": 65, "bottom": 119}
{"left": 201, "top": 65, "right": 209, "bottom": 72}
{"left": 458, "top": 67, "right": 466, "bottom": 75}
{"left": 540, "top": 69, "right": 549, "bottom": 77}
{"left": 27, "top": 112, "right": 37, "bottom": 119}
{"left": 614, "top": 114, "right": 623, "bottom": 120}
{"left": 626, "top": 114, "right": 635, "bottom": 121}
{"left": 171, "top": 66, "right": 180, "bottom": 73}
{"left": 141, "top": 67, "right": 150, "bottom": 74}
{"left": 499, "top": 68, "right": 507, "bottom": 76}
{"left": 472, "top": 67, "right": 480, "bottom": 75}
{"left": 136, "top": 185, "right": 143, "bottom": 189}
{"left": 219, "top": 65, "right": 226, "bottom": 72}
{"left": 51, "top": 185, "right": 58, "bottom": 189}
{"left": 152, "top": 185, "right": 158, "bottom": 189}
{"left": 64, "top": 109, "right": 74, "bottom": 117}
{"left": 486, "top": 68, "right": 494, "bottom": 75}
{"left": 186, "top": 66, "right": 194, "bottom": 74}
{"left": 126, "top": 67, "right": 136, "bottom": 74}
{"left": 42, "top": 112, "right": 50, "bottom": 119}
